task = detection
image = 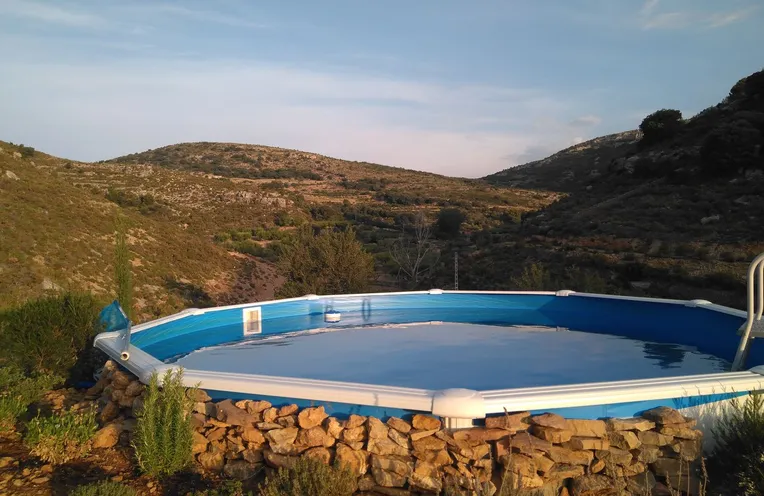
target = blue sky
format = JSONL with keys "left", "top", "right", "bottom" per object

{"left": 0, "top": 1, "right": 762, "bottom": 177}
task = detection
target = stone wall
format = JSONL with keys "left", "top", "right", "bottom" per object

{"left": 91, "top": 361, "right": 705, "bottom": 495}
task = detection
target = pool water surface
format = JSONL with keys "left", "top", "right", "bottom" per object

{"left": 170, "top": 322, "right": 730, "bottom": 390}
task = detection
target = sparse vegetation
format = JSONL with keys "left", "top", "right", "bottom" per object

{"left": 0, "top": 292, "right": 103, "bottom": 377}
{"left": 0, "top": 364, "right": 62, "bottom": 433}
{"left": 259, "top": 456, "right": 356, "bottom": 496}
{"left": 708, "top": 392, "right": 764, "bottom": 495}
{"left": 132, "top": 368, "right": 195, "bottom": 478}
{"left": 190, "top": 481, "right": 253, "bottom": 496}
{"left": 700, "top": 119, "right": 763, "bottom": 176}
{"left": 510, "top": 263, "right": 555, "bottom": 291}
{"left": 24, "top": 407, "right": 97, "bottom": 464}
{"left": 69, "top": 481, "right": 138, "bottom": 496}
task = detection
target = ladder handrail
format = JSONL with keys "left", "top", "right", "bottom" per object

{"left": 731, "top": 252, "right": 764, "bottom": 371}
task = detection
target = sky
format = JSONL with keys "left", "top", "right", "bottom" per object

{"left": 0, "top": 1, "right": 762, "bottom": 178}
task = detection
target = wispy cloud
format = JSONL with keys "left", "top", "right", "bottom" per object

{"left": 138, "top": 4, "right": 268, "bottom": 29}
{"left": 0, "top": 0, "right": 105, "bottom": 28}
{"left": 569, "top": 115, "right": 602, "bottom": 128}
{"left": 638, "top": 0, "right": 758, "bottom": 30}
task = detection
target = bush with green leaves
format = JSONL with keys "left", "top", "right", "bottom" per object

{"left": 133, "top": 368, "right": 195, "bottom": 477}
{"left": 435, "top": 207, "right": 466, "bottom": 239}
{"left": 276, "top": 226, "right": 375, "bottom": 298}
{"left": 114, "top": 217, "right": 134, "bottom": 320}
{"left": 259, "top": 455, "right": 356, "bottom": 496}
{"left": 69, "top": 481, "right": 137, "bottom": 496}
{"left": 510, "top": 263, "right": 555, "bottom": 291}
{"left": 639, "top": 109, "right": 684, "bottom": 146}
{"left": 709, "top": 392, "right": 764, "bottom": 495}
{"left": 25, "top": 407, "right": 97, "bottom": 464}
{"left": 700, "top": 119, "right": 763, "bottom": 176}
{"left": 0, "top": 292, "right": 104, "bottom": 378}
{"left": 0, "top": 365, "right": 62, "bottom": 433}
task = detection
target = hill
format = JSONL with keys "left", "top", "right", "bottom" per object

{"left": 1, "top": 140, "right": 555, "bottom": 319}
{"left": 463, "top": 69, "right": 764, "bottom": 309}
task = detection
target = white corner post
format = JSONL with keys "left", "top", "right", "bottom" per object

{"left": 432, "top": 388, "right": 485, "bottom": 429}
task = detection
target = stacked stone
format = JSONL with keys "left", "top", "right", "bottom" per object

{"left": 89, "top": 362, "right": 706, "bottom": 495}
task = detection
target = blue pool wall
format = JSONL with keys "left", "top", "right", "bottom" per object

{"left": 131, "top": 292, "right": 755, "bottom": 366}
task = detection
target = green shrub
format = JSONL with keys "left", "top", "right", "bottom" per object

{"left": 709, "top": 393, "right": 764, "bottom": 495}
{"left": 511, "top": 263, "right": 555, "bottom": 291}
{"left": 276, "top": 226, "right": 375, "bottom": 298}
{"left": 700, "top": 119, "right": 763, "bottom": 176}
{"left": 133, "top": 368, "right": 195, "bottom": 477}
{"left": 69, "top": 481, "right": 137, "bottom": 496}
{"left": 639, "top": 109, "right": 684, "bottom": 146}
{"left": 0, "top": 292, "right": 103, "bottom": 377}
{"left": 191, "top": 481, "right": 252, "bottom": 496}
{"left": 25, "top": 408, "right": 97, "bottom": 464}
{"left": 0, "top": 365, "right": 62, "bottom": 433}
{"left": 436, "top": 208, "right": 466, "bottom": 239}
{"left": 259, "top": 456, "right": 355, "bottom": 496}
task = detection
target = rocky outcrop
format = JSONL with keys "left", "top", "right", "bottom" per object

{"left": 95, "top": 361, "right": 706, "bottom": 494}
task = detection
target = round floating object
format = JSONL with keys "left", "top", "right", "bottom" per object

{"left": 324, "top": 312, "right": 341, "bottom": 323}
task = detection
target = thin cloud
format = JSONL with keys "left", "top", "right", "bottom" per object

{"left": 0, "top": 0, "right": 105, "bottom": 28}
{"left": 708, "top": 6, "right": 758, "bottom": 28}
{"left": 569, "top": 115, "right": 602, "bottom": 128}
{"left": 638, "top": 2, "right": 758, "bottom": 30}
{"left": 140, "top": 4, "right": 268, "bottom": 29}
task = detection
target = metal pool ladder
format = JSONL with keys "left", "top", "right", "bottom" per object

{"left": 732, "top": 252, "right": 764, "bottom": 371}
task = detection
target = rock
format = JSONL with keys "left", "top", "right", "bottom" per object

{"left": 453, "top": 428, "right": 511, "bottom": 443}
{"left": 262, "top": 408, "right": 278, "bottom": 423}
{"left": 701, "top": 215, "right": 721, "bottom": 225}
{"left": 325, "top": 417, "right": 343, "bottom": 438}
{"left": 224, "top": 460, "right": 260, "bottom": 480}
{"left": 277, "top": 404, "right": 298, "bottom": 417}
{"left": 412, "top": 449, "right": 452, "bottom": 466}
{"left": 124, "top": 381, "right": 143, "bottom": 397}
{"left": 207, "top": 427, "right": 227, "bottom": 442}
{"left": 11, "top": 151, "right": 21, "bottom": 159}
{"left": 346, "top": 414, "right": 367, "bottom": 429}
{"left": 342, "top": 426, "right": 366, "bottom": 443}
{"left": 368, "top": 417, "right": 390, "bottom": 439}
{"left": 496, "top": 433, "right": 552, "bottom": 457}
{"left": 198, "top": 451, "right": 225, "bottom": 472}
{"left": 371, "top": 454, "right": 412, "bottom": 476}
{"left": 295, "top": 426, "right": 335, "bottom": 449}
{"left": 564, "top": 437, "right": 609, "bottom": 451}
{"left": 372, "top": 467, "right": 407, "bottom": 487}
{"left": 336, "top": 443, "right": 369, "bottom": 475}
{"left": 257, "top": 422, "right": 282, "bottom": 431}
{"left": 630, "top": 281, "right": 652, "bottom": 290}
{"left": 265, "top": 426, "right": 298, "bottom": 445}
{"left": 529, "top": 413, "right": 568, "bottom": 430}
{"left": 665, "top": 438, "right": 702, "bottom": 461}
{"left": 388, "top": 427, "right": 410, "bottom": 448}
{"left": 612, "top": 416, "right": 654, "bottom": 430}
{"left": 571, "top": 474, "right": 625, "bottom": 496}
{"left": 627, "top": 471, "right": 656, "bottom": 494}
{"left": 277, "top": 415, "right": 296, "bottom": 428}
{"left": 246, "top": 400, "right": 272, "bottom": 414}
{"left": 485, "top": 411, "right": 530, "bottom": 431}
{"left": 637, "top": 431, "right": 673, "bottom": 446}
{"left": 368, "top": 437, "right": 411, "bottom": 457}
{"left": 357, "top": 474, "right": 376, "bottom": 492}
{"left": 111, "top": 370, "right": 132, "bottom": 389}
{"left": 589, "top": 459, "right": 605, "bottom": 474}
{"left": 345, "top": 441, "right": 364, "bottom": 450}
{"left": 608, "top": 430, "right": 641, "bottom": 450}
{"left": 501, "top": 453, "right": 536, "bottom": 476}
{"left": 193, "top": 431, "right": 209, "bottom": 454}
{"left": 410, "top": 471, "right": 443, "bottom": 492}
{"left": 650, "top": 457, "right": 683, "bottom": 476}
{"left": 100, "top": 401, "right": 120, "bottom": 423}
{"left": 632, "top": 445, "right": 661, "bottom": 464}
{"left": 566, "top": 419, "right": 607, "bottom": 438}
{"left": 623, "top": 461, "right": 647, "bottom": 477}
{"left": 640, "top": 407, "right": 686, "bottom": 425}
{"left": 304, "top": 446, "right": 332, "bottom": 465}
{"left": 595, "top": 447, "right": 633, "bottom": 466}
{"left": 410, "top": 429, "right": 439, "bottom": 441}
{"left": 298, "top": 406, "right": 328, "bottom": 429}
{"left": 193, "top": 402, "right": 216, "bottom": 416}
{"left": 657, "top": 425, "right": 702, "bottom": 440}
{"left": 31, "top": 476, "right": 50, "bottom": 484}
{"left": 547, "top": 446, "right": 594, "bottom": 466}
{"left": 242, "top": 449, "right": 264, "bottom": 463}
{"left": 241, "top": 426, "right": 265, "bottom": 445}
{"left": 412, "top": 435, "right": 446, "bottom": 452}
{"left": 452, "top": 442, "right": 491, "bottom": 461}
{"left": 216, "top": 400, "right": 257, "bottom": 427}
{"left": 132, "top": 396, "right": 144, "bottom": 414}
{"left": 4, "top": 170, "right": 19, "bottom": 180}
{"left": 185, "top": 388, "right": 212, "bottom": 402}
{"left": 263, "top": 449, "right": 297, "bottom": 469}
{"left": 412, "top": 414, "right": 441, "bottom": 431}
{"left": 93, "top": 423, "right": 122, "bottom": 448}
{"left": 386, "top": 417, "right": 411, "bottom": 433}
{"left": 190, "top": 413, "right": 205, "bottom": 430}
{"left": 547, "top": 464, "right": 585, "bottom": 481}
{"left": 531, "top": 425, "right": 573, "bottom": 443}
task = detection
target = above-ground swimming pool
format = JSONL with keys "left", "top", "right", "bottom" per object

{"left": 95, "top": 286, "right": 764, "bottom": 429}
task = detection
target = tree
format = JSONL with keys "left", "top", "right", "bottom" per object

{"left": 701, "top": 119, "right": 763, "bottom": 176}
{"left": 390, "top": 212, "right": 440, "bottom": 288}
{"left": 435, "top": 208, "right": 466, "bottom": 239}
{"left": 114, "top": 216, "right": 133, "bottom": 320}
{"left": 276, "top": 226, "right": 375, "bottom": 298}
{"left": 639, "top": 109, "right": 684, "bottom": 146}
